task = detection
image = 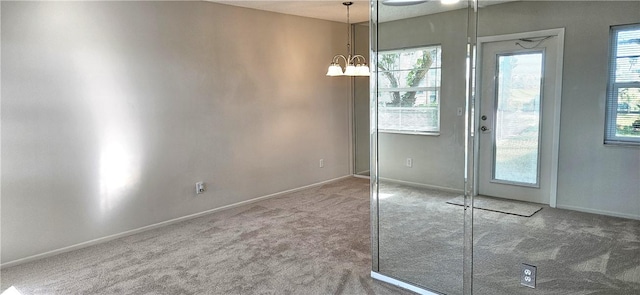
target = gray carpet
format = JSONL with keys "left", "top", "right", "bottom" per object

{"left": 3, "top": 178, "right": 638, "bottom": 295}
{"left": 0, "top": 178, "right": 413, "bottom": 295}
{"left": 446, "top": 195, "right": 543, "bottom": 217}
{"left": 378, "top": 183, "right": 464, "bottom": 295}
{"left": 378, "top": 182, "right": 640, "bottom": 295}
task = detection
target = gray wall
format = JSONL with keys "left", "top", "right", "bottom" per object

{"left": 378, "top": 9, "right": 469, "bottom": 191}
{"left": 1, "top": 1, "right": 351, "bottom": 264}
{"left": 377, "top": 1, "right": 640, "bottom": 218}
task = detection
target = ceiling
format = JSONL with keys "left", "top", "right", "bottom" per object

{"left": 208, "top": 1, "right": 481, "bottom": 24}
{"left": 210, "top": 1, "right": 371, "bottom": 23}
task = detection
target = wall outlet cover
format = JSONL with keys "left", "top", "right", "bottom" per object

{"left": 521, "top": 263, "right": 537, "bottom": 288}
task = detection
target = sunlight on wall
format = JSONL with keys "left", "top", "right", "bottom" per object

{"left": 74, "top": 50, "right": 141, "bottom": 215}
{"left": 38, "top": 1, "right": 143, "bottom": 216}
{"left": 99, "top": 140, "right": 140, "bottom": 212}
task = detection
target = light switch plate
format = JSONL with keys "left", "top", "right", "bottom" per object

{"left": 196, "top": 182, "right": 206, "bottom": 194}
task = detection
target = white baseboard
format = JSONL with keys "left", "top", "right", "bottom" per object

{"left": 352, "top": 174, "right": 370, "bottom": 180}
{"left": 1, "top": 175, "right": 352, "bottom": 269}
{"left": 371, "top": 271, "right": 441, "bottom": 295}
{"left": 556, "top": 204, "right": 640, "bottom": 221}
{"left": 379, "top": 177, "right": 464, "bottom": 195}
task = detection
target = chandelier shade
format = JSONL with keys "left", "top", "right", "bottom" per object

{"left": 326, "top": 63, "right": 344, "bottom": 76}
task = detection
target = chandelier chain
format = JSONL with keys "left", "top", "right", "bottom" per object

{"left": 346, "top": 2, "right": 351, "bottom": 55}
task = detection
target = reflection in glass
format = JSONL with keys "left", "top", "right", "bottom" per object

{"left": 493, "top": 52, "right": 543, "bottom": 185}
{"left": 373, "top": 1, "right": 470, "bottom": 294}
{"left": 377, "top": 91, "right": 439, "bottom": 132}
{"left": 377, "top": 183, "right": 463, "bottom": 294}
{"left": 377, "top": 46, "right": 441, "bottom": 133}
{"left": 373, "top": 1, "right": 640, "bottom": 295}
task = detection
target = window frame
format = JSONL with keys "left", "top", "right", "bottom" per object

{"left": 377, "top": 45, "right": 443, "bottom": 135}
{"left": 605, "top": 23, "right": 640, "bottom": 145}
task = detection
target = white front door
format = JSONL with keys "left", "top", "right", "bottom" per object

{"left": 477, "top": 30, "right": 563, "bottom": 205}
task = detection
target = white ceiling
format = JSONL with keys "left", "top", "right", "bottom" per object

{"left": 210, "top": 1, "right": 371, "bottom": 23}
{"left": 208, "top": 1, "right": 483, "bottom": 24}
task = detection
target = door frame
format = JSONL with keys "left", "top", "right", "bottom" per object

{"left": 474, "top": 28, "right": 565, "bottom": 207}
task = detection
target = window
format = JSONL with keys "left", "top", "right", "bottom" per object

{"left": 377, "top": 46, "right": 442, "bottom": 134}
{"left": 606, "top": 24, "right": 640, "bottom": 144}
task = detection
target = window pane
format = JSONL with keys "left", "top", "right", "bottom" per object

{"left": 615, "top": 57, "right": 640, "bottom": 82}
{"left": 614, "top": 87, "right": 640, "bottom": 138}
{"left": 398, "top": 70, "right": 430, "bottom": 88}
{"left": 399, "top": 50, "right": 423, "bottom": 68}
{"left": 378, "top": 91, "right": 439, "bottom": 132}
{"left": 397, "top": 48, "right": 441, "bottom": 70}
{"left": 607, "top": 24, "right": 640, "bottom": 144}
{"left": 379, "top": 53, "right": 400, "bottom": 71}
{"left": 378, "top": 71, "right": 401, "bottom": 88}
{"left": 614, "top": 27, "right": 640, "bottom": 83}
{"left": 426, "top": 68, "right": 441, "bottom": 88}
{"left": 377, "top": 45, "right": 442, "bottom": 133}
{"left": 617, "top": 29, "right": 640, "bottom": 58}
{"left": 379, "top": 90, "right": 435, "bottom": 107}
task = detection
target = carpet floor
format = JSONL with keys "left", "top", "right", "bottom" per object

{"left": 1, "top": 177, "right": 412, "bottom": 295}
{"left": 378, "top": 181, "right": 640, "bottom": 295}
{"left": 4, "top": 178, "right": 638, "bottom": 295}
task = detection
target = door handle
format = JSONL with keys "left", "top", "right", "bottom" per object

{"left": 480, "top": 126, "right": 491, "bottom": 132}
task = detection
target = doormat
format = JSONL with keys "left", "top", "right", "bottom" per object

{"left": 446, "top": 195, "right": 543, "bottom": 217}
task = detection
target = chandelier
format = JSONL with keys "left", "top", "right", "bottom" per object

{"left": 326, "top": 2, "right": 370, "bottom": 77}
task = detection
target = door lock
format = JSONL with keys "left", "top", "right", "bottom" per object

{"left": 481, "top": 115, "right": 487, "bottom": 121}
{"left": 480, "top": 126, "right": 491, "bottom": 132}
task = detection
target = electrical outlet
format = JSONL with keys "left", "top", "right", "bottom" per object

{"left": 521, "top": 263, "right": 536, "bottom": 288}
{"left": 195, "top": 182, "right": 206, "bottom": 194}
{"left": 319, "top": 159, "right": 324, "bottom": 168}
{"left": 406, "top": 158, "right": 413, "bottom": 168}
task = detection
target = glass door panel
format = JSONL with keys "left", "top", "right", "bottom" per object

{"left": 371, "top": 1, "right": 474, "bottom": 294}
{"left": 493, "top": 52, "right": 543, "bottom": 186}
